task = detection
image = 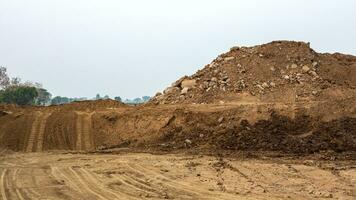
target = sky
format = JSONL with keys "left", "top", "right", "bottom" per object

{"left": 0, "top": 0, "right": 355, "bottom": 99}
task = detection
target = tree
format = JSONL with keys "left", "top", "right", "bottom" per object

{"left": 114, "top": 96, "right": 122, "bottom": 102}
{"left": 51, "top": 96, "right": 70, "bottom": 105}
{"left": 0, "top": 86, "right": 38, "bottom": 105}
{"left": 36, "top": 88, "right": 52, "bottom": 105}
{"left": 133, "top": 97, "right": 142, "bottom": 104}
{"left": 142, "top": 96, "right": 150, "bottom": 102}
{"left": 0, "top": 66, "right": 10, "bottom": 89}
{"left": 103, "top": 95, "right": 110, "bottom": 99}
{"left": 95, "top": 94, "right": 101, "bottom": 100}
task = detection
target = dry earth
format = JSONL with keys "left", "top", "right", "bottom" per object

{"left": 0, "top": 150, "right": 355, "bottom": 200}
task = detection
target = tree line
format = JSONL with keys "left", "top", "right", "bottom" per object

{"left": 0, "top": 66, "right": 150, "bottom": 106}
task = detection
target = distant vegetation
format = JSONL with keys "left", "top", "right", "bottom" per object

{"left": 0, "top": 66, "right": 51, "bottom": 105}
{"left": 1, "top": 66, "right": 150, "bottom": 106}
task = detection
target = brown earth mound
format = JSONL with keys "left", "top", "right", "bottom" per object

{"left": 150, "top": 41, "right": 356, "bottom": 104}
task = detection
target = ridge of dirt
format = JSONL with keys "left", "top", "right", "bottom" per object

{"left": 150, "top": 41, "right": 356, "bottom": 104}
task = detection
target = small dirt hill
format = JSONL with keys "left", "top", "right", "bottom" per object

{"left": 150, "top": 41, "right": 356, "bottom": 104}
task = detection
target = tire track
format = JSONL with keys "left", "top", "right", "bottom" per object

{"left": 79, "top": 168, "right": 138, "bottom": 200}
{"left": 25, "top": 112, "right": 41, "bottom": 152}
{"left": 68, "top": 167, "right": 108, "bottom": 200}
{"left": 35, "top": 113, "right": 51, "bottom": 152}
{"left": 1, "top": 169, "right": 8, "bottom": 200}
{"left": 25, "top": 112, "right": 51, "bottom": 152}
{"left": 75, "top": 112, "right": 94, "bottom": 151}
{"left": 129, "top": 164, "right": 209, "bottom": 199}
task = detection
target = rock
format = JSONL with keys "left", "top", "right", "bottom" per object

{"left": 230, "top": 46, "right": 240, "bottom": 51}
{"left": 211, "top": 77, "right": 218, "bottom": 82}
{"left": 222, "top": 76, "right": 229, "bottom": 81}
{"left": 270, "top": 82, "right": 276, "bottom": 87}
{"left": 291, "top": 63, "right": 298, "bottom": 69}
{"left": 302, "top": 65, "right": 310, "bottom": 72}
{"left": 199, "top": 134, "right": 204, "bottom": 138}
{"left": 181, "top": 87, "right": 189, "bottom": 95}
{"left": 312, "top": 61, "right": 318, "bottom": 68}
{"left": 164, "top": 87, "right": 180, "bottom": 94}
{"left": 256, "top": 84, "right": 264, "bottom": 90}
{"left": 181, "top": 79, "right": 196, "bottom": 89}
{"left": 206, "top": 87, "right": 212, "bottom": 92}
{"left": 270, "top": 66, "right": 276, "bottom": 71}
{"left": 259, "top": 54, "right": 264, "bottom": 57}
{"left": 171, "top": 76, "right": 188, "bottom": 87}
{"left": 224, "top": 56, "right": 235, "bottom": 61}
{"left": 262, "top": 82, "right": 269, "bottom": 88}
{"left": 185, "top": 139, "right": 192, "bottom": 144}
{"left": 283, "top": 75, "right": 290, "bottom": 80}
{"left": 218, "top": 117, "right": 224, "bottom": 123}
{"left": 308, "top": 70, "right": 318, "bottom": 77}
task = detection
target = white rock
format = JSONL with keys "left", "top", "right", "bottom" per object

{"left": 312, "top": 61, "right": 318, "bottom": 68}
{"left": 185, "top": 139, "right": 192, "bottom": 144}
{"left": 218, "top": 117, "right": 224, "bottom": 123}
{"left": 224, "top": 56, "right": 235, "bottom": 61}
{"left": 181, "top": 87, "right": 189, "bottom": 95}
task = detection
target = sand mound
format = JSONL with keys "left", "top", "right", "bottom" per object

{"left": 151, "top": 41, "right": 356, "bottom": 104}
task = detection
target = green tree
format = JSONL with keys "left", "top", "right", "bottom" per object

{"left": 36, "top": 88, "right": 52, "bottom": 105}
{"left": 0, "top": 86, "right": 38, "bottom": 105}
{"left": 114, "top": 96, "right": 122, "bottom": 102}
{"left": 142, "top": 96, "right": 150, "bottom": 102}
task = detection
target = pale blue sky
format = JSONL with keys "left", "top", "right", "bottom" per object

{"left": 0, "top": 0, "right": 355, "bottom": 99}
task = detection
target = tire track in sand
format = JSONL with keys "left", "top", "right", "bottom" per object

{"left": 68, "top": 167, "right": 109, "bottom": 200}
{"left": 35, "top": 113, "right": 52, "bottom": 152}
{"left": 1, "top": 169, "right": 8, "bottom": 200}
{"left": 75, "top": 112, "right": 94, "bottom": 151}
{"left": 25, "top": 112, "right": 51, "bottom": 152}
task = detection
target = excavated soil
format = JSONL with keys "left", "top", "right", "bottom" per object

{"left": 150, "top": 41, "right": 356, "bottom": 104}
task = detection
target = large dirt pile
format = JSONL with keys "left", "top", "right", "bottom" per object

{"left": 151, "top": 41, "right": 356, "bottom": 104}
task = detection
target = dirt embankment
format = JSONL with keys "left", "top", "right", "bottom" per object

{"left": 0, "top": 99, "right": 355, "bottom": 155}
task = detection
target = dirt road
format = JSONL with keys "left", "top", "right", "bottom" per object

{"left": 0, "top": 151, "right": 355, "bottom": 200}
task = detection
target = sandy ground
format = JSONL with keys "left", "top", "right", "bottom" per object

{"left": 0, "top": 150, "right": 355, "bottom": 200}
